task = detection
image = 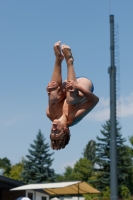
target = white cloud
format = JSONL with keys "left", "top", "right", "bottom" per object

{"left": 121, "top": 93, "right": 133, "bottom": 117}
{"left": 1, "top": 115, "right": 23, "bottom": 126}
{"left": 87, "top": 108, "right": 110, "bottom": 121}
{"left": 86, "top": 92, "right": 133, "bottom": 122}
{"left": 2, "top": 117, "right": 18, "bottom": 126}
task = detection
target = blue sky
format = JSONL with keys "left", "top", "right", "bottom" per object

{"left": 0, "top": 0, "right": 133, "bottom": 174}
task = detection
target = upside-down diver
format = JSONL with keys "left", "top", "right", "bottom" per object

{"left": 46, "top": 41, "right": 99, "bottom": 150}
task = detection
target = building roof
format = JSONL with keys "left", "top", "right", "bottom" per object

{"left": 0, "top": 175, "right": 49, "bottom": 195}
{"left": 0, "top": 175, "right": 24, "bottom": 189}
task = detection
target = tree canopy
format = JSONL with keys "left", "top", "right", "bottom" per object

{"left": 82, "top": 140, "right": 96, "bottom": 165}
{"left": 8, "top": 161, "right": 24, "bottom": 181}
{"left": 56, "top": 158, "right": 94, "bottom": 183}
{"left": 21, "top": 130, "right": 55, "bottom": 183}
{"left": 0, "top": 157, "right": 11, "bottom": 176}
{"left": 95, "top": 120, "right": 132, "bottom": 195}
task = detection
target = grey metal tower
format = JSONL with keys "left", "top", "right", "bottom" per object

{"left": 108, "top": 15, "right": 118, "bottom": 200}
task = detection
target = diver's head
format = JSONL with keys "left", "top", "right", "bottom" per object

{"left": 50, "top": 120, "right": 70, "bottom": 150}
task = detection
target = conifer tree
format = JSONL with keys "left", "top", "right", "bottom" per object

{"left": 82, "top": 140, "right": 96, "bottom": 165}
{"left": 21, "top": 130, "right": 55, "bottom": 183}
{"left": 95, "top": 120, "right": 132, "bottom": 193}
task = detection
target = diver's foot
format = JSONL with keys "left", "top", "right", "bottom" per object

{"left": 53, "top": 41, "right": 64, "bottom": 61}
{"left": 61, "top": 44, "right": 74, "bottom": 63}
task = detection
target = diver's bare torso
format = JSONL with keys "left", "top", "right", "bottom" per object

{"left": 46, "top": 77, "right": 95, "bottom": 126}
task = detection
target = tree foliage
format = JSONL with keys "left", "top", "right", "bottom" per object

{"left": 126, "top": 135, "right": 133, "bottom": 194}
{"left": 95, "top": 120, "right": 132, "bottom": 194}
{"left": 8, "top": 161, "right": 24, "bottom": 181}
{"left": 21, "top": 130, "right": 55, "bottom": 183}
{"left": 56, "top": 166, "right": 74, "bottom": 182}
{"left": 82, "top": 140, "right": 96, "bottom": 165}
{"left": 56, "top": 158, "right": 94, "bottom": 183}
{"left": 72, "top": 158, "right": 93, "bottom": 182}
{"left": 119, "top": 185, "right": 130, "bottom": 199}
{"left": 0, "top": 157, "right": 11, "bottom": 176}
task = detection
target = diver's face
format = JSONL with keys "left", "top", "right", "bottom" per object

{"left": 51, "top": 120, "right": 64, "bottom": 135}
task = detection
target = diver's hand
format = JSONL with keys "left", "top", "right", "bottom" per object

{"left": 46, "top": 81, "right": 58, "bottom": 94}
{"left": 66, "top": 80, "right": 78, "bottom": 92}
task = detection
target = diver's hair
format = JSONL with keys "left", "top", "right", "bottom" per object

{"left": 50, "top": 130, "right": 71, "bottom": 150}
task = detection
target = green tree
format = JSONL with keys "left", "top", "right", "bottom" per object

{"left": 0, "top": 157, "right": 11, "bottom": 176}
{"left": 21, "top": 130, "right": 55, "bottom": 183}
{"left": 72, "top": 158, "right": 93, "bottom": 182}
{"left": 126, "top": 135, "right": 133, "bottom": 194}
{"left": 8, "top": 161, "right": 24, "bottom": 181}
{"left": 82, "top": 140, "right": 96, "bottom": 165}
{"left": 95, "top": 120, "right": 132, "bottom": 193}
{"left": 102, "top": 186, "right": 110, "bottom": 200}
{"left": 83, "top": 194, "right": 101, "bottom": 200}
{"left": 98, "top": 185, "right": 130, "bottom": 200}
{"left": 56, "top": 166, "right": 74, "bottom": 182}
{"left": 128, "top": 135, "right": 133, "bottom": 157}
{"left": 56, "top": 158, "right": 94, "bottom": 183}
{"left": 119, "top": 185, "right": 130, "bottom": 199}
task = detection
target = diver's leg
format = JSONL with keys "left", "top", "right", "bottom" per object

{"left": 61, "top": 44, "right": 77, "bottom": 82}
{"left": 46, "top": 41, "right": 65, "bottom": 102}
{"left": 51, "top": 41, "right": 64, "bottom": 85}
{"left": 62, "top": 44, "right": 79, "bottom": 105}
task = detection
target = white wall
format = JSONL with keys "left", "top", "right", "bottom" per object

{"left": 35, "top": 191, "right": 49, "bottom": 200}
{"left": 26, "top": 189, "right": 49, "bottom": 200}
{"left": 60, "top": 197, "right": 85, "bottom": 200}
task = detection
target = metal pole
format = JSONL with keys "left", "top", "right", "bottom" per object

{"left": 108, "top": 15, "right": 118, "bottom": 200}
{"left": 78, "top": 183, "right": 79, "bottom": 200}
{"left": 35, "top": 190, "right": 36, "bottom": 200}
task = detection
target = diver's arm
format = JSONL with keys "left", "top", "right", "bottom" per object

{"left": 66, "top": 80, "right": 99, "bottom": 103}
{"left": 77, "top": 85, "right": 99, "bottom": 103}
